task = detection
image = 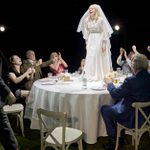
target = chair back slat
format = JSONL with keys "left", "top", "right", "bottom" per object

{"left": 37, "top": 108, "right": 67, "bottom": 148}
{"left": 133, "top": 102, "right": 150, "bottom": 130}
{"left": 115, "top": 101, "right": 150, "bottom": 150}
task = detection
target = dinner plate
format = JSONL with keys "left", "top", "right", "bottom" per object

{"left": 91, "top": 87, "right": 106, "bottom": 91}
{"left": 39, "top": 78, "right": 53, "bottom": 82}
{"left": 41, "top": 81, "right": 56, "bottom": 85}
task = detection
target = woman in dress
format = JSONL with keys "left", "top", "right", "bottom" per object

{"left": 9, "top": 55, "right": 34, "bottom": 103}
{"left": 77, "top": 4, "right": 113, "bottom": 81}
{"left": 49, "top": 52, "right": 68, "bottom": 76}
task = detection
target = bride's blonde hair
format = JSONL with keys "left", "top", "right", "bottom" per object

{"left": 94, "top": 5, "right": 100, "bottom": 20}
{"left": 88, "top": 4, "right": 100, "bottom": 21}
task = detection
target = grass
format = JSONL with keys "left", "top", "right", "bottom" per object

{"left": 0, "top": 115, "right": 150, "bottom": 150}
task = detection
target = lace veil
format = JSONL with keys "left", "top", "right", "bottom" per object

{"left": 77, "top": 4, "right": 113, "bottom": 38}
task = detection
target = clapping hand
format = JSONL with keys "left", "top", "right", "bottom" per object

{"left": 102, "top": 42, "right": 106, "bottom": 52}
{"left": 124, "top": 50, "right": 128, "bottom": 59}
{"left": 147, "top": 46, "right": 150, "bottom": 52}
{"left": 120, "top": 47, "right": 125, "bottom": 56}
{"left": 103, "top": 75, "right": 113, "bottom": 85}
{"left": 132, "top": 45, "right": 138, "bottom": 54}
{"left": 58, "top": 52, "right": 62, "bottom": 59}
{"left": 36, "top": 59, "right": 42, "bottom": 66}
{"left": 26, "top": 67, "right": 33, "bottom": 75}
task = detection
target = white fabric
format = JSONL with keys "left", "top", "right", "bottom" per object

{"left": 46, "top": 127, "right": 82, "bottom": 144}
{"left": 77, "top": 4, "right": 113, "bottom": 38}
{"left": 77, "top": 4, "right": 113, "bottom": 81}
{"left": 3, "top": 104, "right": 24, "bottom": 113}
{"left": 25, "top": 78, "right": 113, "bottom": 144}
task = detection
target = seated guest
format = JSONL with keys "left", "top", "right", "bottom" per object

{"left": 21, "top": 50, "right": 51, "bottom": 90}
{"left": 101, "top": 53, "right": 150, "bottom": 150}
{"left": 78, "top": 58, "right": 85, "bottom": 74}
{"left": 8, "top": 55, "right": 34, "bottom": 103}
{"left": 49, "top": 52, "right": 68, "bottom": 76}
{"left": 117, "top": 45, "right": 138, "bottom": 75}
{"left": 116, "top": 45, "right": 138, "bottom": 75}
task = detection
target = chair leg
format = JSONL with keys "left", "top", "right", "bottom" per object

{"left": 18, "top": 111, "right": 24, "bottom": 137}
{"left": 115, "top": 124, "right": 121, "bottom": 150}
{"left": 135, "top": 133, "right": 140, "bottom": 150}
{"left": 78, "top": 139, "right": 83, "bottom": 150}
{"left": 66, "top": 144, "right": 70, "bottom": 150}
{"left": 135, "top": 138, "right": 138, "bottom": 150}
{"left": 41, "top": 142, "right": 44, "bottom": 150}
{"left": 131, "top": 135, "right": 134, "bottom": 146}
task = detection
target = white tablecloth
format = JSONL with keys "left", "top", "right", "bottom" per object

{"left": 25, "top": 77, "right": 113, "bottom": 144}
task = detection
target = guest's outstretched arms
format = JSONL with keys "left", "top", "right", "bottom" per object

{"left": 116, "top": 47, "right": 125, "bottom": 65}
{"left": 132, "top": 45, "right": 139, "bottom": 54}
{"left": 9, "top": 68, "right": 33, "bottom": 84}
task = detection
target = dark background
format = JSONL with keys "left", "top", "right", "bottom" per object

{"left": 0, "top": 0, "right": 150, "bottom": 73}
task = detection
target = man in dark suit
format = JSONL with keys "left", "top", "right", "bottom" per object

{"left": 0, "top": 50, "right": 19, "bottom": 150}
{"left": 101, "top": 53, "right": 150, "bottom": 150}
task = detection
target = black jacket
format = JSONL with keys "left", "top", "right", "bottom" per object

{"left": 0, "top": 50, "right": 10, "bottom": 108}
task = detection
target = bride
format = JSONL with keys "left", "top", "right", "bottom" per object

{"left": 77, "top": 4, "right": 113, "bottom": 81}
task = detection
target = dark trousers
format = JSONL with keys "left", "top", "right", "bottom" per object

{"left": 0, "top": 110, "right": 19, "bottom": 150}
{"left": 101, "top": 105, "right": 118, "bottom": 138}
{"left": 101, "top": 98, "right": 132, "bottom": 139}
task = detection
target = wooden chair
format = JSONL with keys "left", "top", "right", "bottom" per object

{"left": 3, "top": 103, "right": 24, "bottom": 137}
{"left": 37, "top": 108, "right": 83, "bottom": 150}
{"left": 115, "top": 101, "right": 150, "bottom": 150}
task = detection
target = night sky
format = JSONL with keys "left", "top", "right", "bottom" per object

{"left": 0, "top": 0, "right": 150, "bottom": 72}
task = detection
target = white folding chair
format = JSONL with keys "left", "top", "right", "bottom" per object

{"left": 37, "top": 108, "right": 83, "bottom": 150}
{"left": 3, "top": 103, "right": 24, "bottom": 137}
{"left": 115, "top": 101, "right": 150, "bottom": 150}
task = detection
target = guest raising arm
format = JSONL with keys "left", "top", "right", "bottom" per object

{"left": 49, "top": 52, "right": 68, "bottom": 76}
{"left": 9, "top": 55, "right": 34, "bottom": 102}
{"left": 116, "top": 47, "right": 125, "bottom": 66}
{"left": 116, "top": 46, "right": 138, "bottom": 75}
{"left": 21, "top": 50, "right": 50, "bottom": 90}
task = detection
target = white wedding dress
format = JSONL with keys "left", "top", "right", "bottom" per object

{"left": 83, "top": 17, "right": 112, "bottom": 81}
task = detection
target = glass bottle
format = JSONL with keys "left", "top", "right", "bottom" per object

{"left": 82, "top": 71, "right": 87, "bottom": 88}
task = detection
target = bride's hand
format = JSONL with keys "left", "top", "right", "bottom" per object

{"left": 102, "top": 41, "right": 106, "bottom": 52}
